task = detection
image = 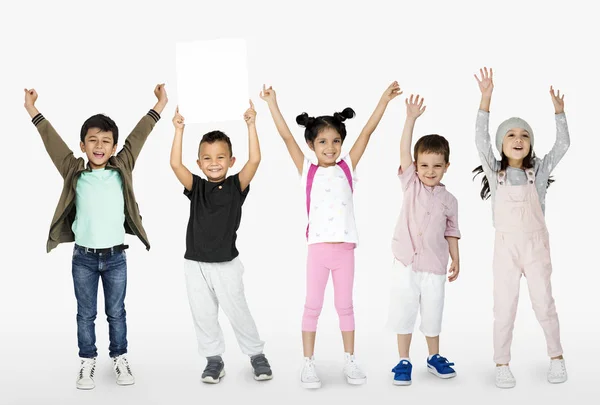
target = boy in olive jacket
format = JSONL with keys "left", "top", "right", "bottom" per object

{"left": 24, "top": 84, "right": 167, "bottom": 390}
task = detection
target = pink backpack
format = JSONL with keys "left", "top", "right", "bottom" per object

{"left": 305, "top": 160, "right": 353, "bottom": 239}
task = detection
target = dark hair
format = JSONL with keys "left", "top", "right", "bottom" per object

{"left": 199, "top": 130, "right": 233, "bottom": 156}
{"left": 414, "top": 134, "right": 450, "bottom": 163}
{"left": 80, "top": 114, "right": 119, "bottom": 144}
{"left": 296, "top": 107, "right": 355, "bottom": 144}
{"left": 472, "top": 149, "right": 555, "bottom": 200}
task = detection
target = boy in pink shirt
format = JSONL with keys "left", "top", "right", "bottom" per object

{"left": 387, "top": 95, "right": 461, "bottom": 386}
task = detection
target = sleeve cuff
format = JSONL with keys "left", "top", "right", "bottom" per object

{"left": 32, "top": 113, "right": 45, "bottom": 126}
{"left": 445, "top": 231, "right": 461, "bottom": 239}
{"left": 147, "top": 109, "right": 161, "bottom": 123}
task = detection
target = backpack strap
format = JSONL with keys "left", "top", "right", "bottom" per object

{"left": 305, "top": 160, "right": 353, "bottom": 239}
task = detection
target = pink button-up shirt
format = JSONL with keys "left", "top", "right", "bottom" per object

{"left": 391, "top": 163, "right": 461, "bottom": 275}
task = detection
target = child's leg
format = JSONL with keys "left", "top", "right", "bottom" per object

{"left": 184, "top": 260, "right": 226, "bottom": 357}
{"left": 330, "top": 244, "right": 356, "bottom": 352}
{"left": 419, "top": 272, "right": 446, "bottom": 356}
{"left": 100, "top": 250, "right": 128, "bottom": 358}
{"left": 493, "top": 233, "right": 523, "bottom": 365}
{"left": 524, "top": 232, "right": 563, "bottom": 359}
{"left": 387, "top": 260, "right": 420, "bottom": 358}
{"left": 210, "top": 258, "right": 265, "bottom": 356}
{"left": 302, "top": 244, "right": 331, "bottom": 357}
{"left": 72, "top": 247, "right": 101, "bottom": 359}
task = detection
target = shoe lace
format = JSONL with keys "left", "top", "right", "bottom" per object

{"left": 205, "top": 360, "right": 222, "bottom": 374}
{"left": 114, "top": 356, "right": 132, "bottom": 376}
{"left": 304, "top": 359, "right": 317, "bottom": 379}
{"left": 497, "top": 366, "right": 513, "bottom": 379}
{"left": 79, "top": 359, "right": 95, "bottom": 379}
{"left": 549, "top": 360, "right": 565, "bottom": 375}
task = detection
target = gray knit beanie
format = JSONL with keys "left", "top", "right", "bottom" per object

{"left": 495, "top": 117, "right": 534, "bottom": 153}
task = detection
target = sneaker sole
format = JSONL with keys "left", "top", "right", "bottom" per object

{"left": 346, "top": 376, "right": 366, "bottom": 385}
{"left": 548, "top": 376, "right": 567, "bottom": 384}
{"left": 116, "top": 379, "right": 135, "bottom": 386}
{"left": 76, "top": 383, "right": 95, "bottom": 390}
{"left": 254, "top": 373, "right": 273, "bottom": 381}
{"left": 202, "top": 369, "right": 225, "bottom": 384}
{"left": 393, "top": 379, "right": 412, "bottom": 386}
{"left": 495, "top": 381, "right": 516, "bottom": 389}
{"left": 427, "top": 366, "right": 456, "bottom": 379}
{"left": 301, "top": 381, "right": 321, "bottom": 389}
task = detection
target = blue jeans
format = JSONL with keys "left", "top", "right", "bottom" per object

{"left": 72, "top": 245, "right": 128, "bottom": 358}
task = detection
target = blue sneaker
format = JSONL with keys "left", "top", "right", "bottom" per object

{"left": 391, "top": 360, "right": 412, "bottom": 386}
{"left": 427, "top": 354, "right": 456, "bottom": 379}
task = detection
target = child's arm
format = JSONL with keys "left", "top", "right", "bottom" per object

{"left": 260, "top": 85, "right": 304, "bottom": 175}
{"left": 238, "top": 100, "right": 260, "bottom": 192}
{"left": 349, "top": 81, "right": 402, "bottom": 171}
{"left": 539, "top": 86, "right": 570, "bottom": 174}
{"left": 400, "top": 94, "right": 426, "bottom": 171}
{"left": 474, "top": 67, "right": 500, "bottom": 172}
{"left": 24, "top": 88, "right": 77, "bottom": 179}
{"left": 116, "top": 83, "right": 168, "bottom": 171}
{"left": 446, "top": 237, "right": 460, "bottom": 282}
{"left": 170, "top": 107, "right": 193, "bottom": 191}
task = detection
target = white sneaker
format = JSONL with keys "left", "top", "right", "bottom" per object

{"left": 76, "top": 357, "right": 96, "bottom": 390}
{"left": 495, "top": 365, "right": 516, "bottom": 389}
{"left": 301, "top": 356, "right": 321, "bottom": 389}
{"left": 343, "top": 353, "right": 367, "bottom": 385}
{"left": 113, "top": 355, "right": 135, "bottom": 386}
{"left": 547, "top": 358, "right": 567, "bottom": 384}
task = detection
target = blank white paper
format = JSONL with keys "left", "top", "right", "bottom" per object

{"left": 176, "top": 38, "right": 249, "bottom": 124}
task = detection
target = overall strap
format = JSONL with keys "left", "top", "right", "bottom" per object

{"left": 525, "top": 168, "right": 536, "bottom": 184}
{"left": 497, "top": 170, "right": 506, "bottom": 185}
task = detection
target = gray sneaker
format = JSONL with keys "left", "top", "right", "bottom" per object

{"left": 250, "top": 354, "right": 273, "bottom": 381}
{"left": 202, "top": 356, "right": 225, "bottom": 384}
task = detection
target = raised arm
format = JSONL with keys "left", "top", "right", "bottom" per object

{"left": 400, "top": 94, "right": 426, "bottom": 172}
{"left": 170, "top": 106, "right": 193, "bottom": 191}
{"left": 349, "top": 81, "right": 402, "bottom": 170}
{"left": 24, "top": 88, "right": 77, "bottom": 179}
{"left": 260, "top": 85, "right": 304, "bottom": 175}
{"left": 116, "top": 83, "right": 167, "bottom": 171}
{"left": 539, "top": 86, "right": 570, "bottom": 174}
{"left": 238, "top": 100, "right": 260, "bottom": 192}
{"left": 474, "top": 67, "right": 500, "bottom": 172}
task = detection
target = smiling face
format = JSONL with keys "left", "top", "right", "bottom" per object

{"left": 308, "top": 127, "right": 342, "bottom": 167}
{"left": 502, "top": 127, "right": 531, "bottom": 167}
{"left": 415, "top": 152, "right": 449, "bottom": 187}
{"left": 197, "top": 140, "right": 236, "bottom": 182}
{"left": 80, "top": 128, "right": 117, "bottom": 169}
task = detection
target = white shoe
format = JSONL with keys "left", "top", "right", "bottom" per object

{"left": 76, "top": 357, "right": 96, "bottom": 390}
{"left": 547, "top": 358, "right": 567, "bottom": 384}
{"left": 113, "top": 355, "right": 135, "bottom": 386}
{"left": 343, "top": 353, "right": 367, "bottom": 385}
{"left": 495, "top": 365, "right": 516, "bottom": 389}
{"left": 301, "top": 356, "right": 321, "bottom": 389}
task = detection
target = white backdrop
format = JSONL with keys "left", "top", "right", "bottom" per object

{"left": 1, "top": 1, "right": 597, "bottom": 404}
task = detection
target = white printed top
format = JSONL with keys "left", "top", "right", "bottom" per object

{"left": 300, "top": 155, "right": 358, "bottom": 245}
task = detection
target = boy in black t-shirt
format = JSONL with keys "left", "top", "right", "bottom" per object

{"left": 169, "top": 102, "right": 272, "bottom": 383}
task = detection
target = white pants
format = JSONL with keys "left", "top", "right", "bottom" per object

{"left": 184, "top": 258, "right": 265, "bottom": 357}
{"left": 387, "top": 259, "right": 446, "bottom": 337}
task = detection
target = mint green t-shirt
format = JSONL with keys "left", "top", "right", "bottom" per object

{"left": 72, "top": 168, "right": 125, "bottom": 248}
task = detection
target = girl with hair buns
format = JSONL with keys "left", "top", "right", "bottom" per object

{"left": 261, "top": 82, "right": 401, "bottom": 388}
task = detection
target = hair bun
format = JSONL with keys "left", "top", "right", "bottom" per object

{"left": 334, "top": 107, "right": 355, "bottom": 122}
{"left": 296, "top": 113, "right": 315, "bottom": 127}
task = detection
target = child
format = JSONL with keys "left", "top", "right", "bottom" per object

{"left": 261, "top": 82, "right": 401, "bottom": 388}
{"left": 24, "top": 84, "right": 168, "bottom": 390}
{"left": 473, "top": 67, "right": 570, "bottom": 388}
{"left": 170, "top": 102, "right": 272, "bottom": 384}
{"left": 388, "top": 95, "right": 461, "bottom": 386}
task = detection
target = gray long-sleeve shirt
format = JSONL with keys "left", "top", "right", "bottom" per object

{"left": 475, "top": 110, "right": 570, "bottom": 220}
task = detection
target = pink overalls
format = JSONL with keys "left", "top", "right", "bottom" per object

{"left": 492, "top": 169, "right": 563, "bottom": 365}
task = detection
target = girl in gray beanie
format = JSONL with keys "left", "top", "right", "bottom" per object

{"left": 472, "top": 67, "right": 570, "bottom": 389}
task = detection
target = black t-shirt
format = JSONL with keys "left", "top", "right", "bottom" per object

{"left": 184, "top": 173, "right": 249, "bottom": 263}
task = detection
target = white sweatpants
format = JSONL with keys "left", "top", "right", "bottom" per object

{"left": 387, "top": 259, "right": 446, "bottom": 337}
{"left": 184, "top": 258, "right": 265, "bottom": 357}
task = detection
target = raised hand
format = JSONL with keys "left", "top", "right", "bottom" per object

{"left": 474, "top": 67, "right": 494, "bottom": 97}
{"left": 24, "top": 88, "right": 38, "bottom": 108}
{"left": 405, "top": 94, "right": 426, "bottom": 119}
{"left": 172, "top": 106, "right": 185, "bottom": 129}
{"left": 549, "top": 86, "right": 565, "bottom": 114}
{"left": 154, "top": 83, "right": 168, "bottom": 104}
{"left": 259, "top": 84, "right": 277, "bottom": 104}
{"left": 381, "top": 81, "right": 403, "bottom": 103}
{"left": 244, "top": 99, "right": 257, "bottom": 126}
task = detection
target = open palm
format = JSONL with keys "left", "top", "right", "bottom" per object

{"left": 474, "top": 67, "right": 494, "bottom": 96}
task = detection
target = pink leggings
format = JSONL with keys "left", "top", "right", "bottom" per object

{"left": 302, "top": 243, "right": 355, "bottom": 332}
